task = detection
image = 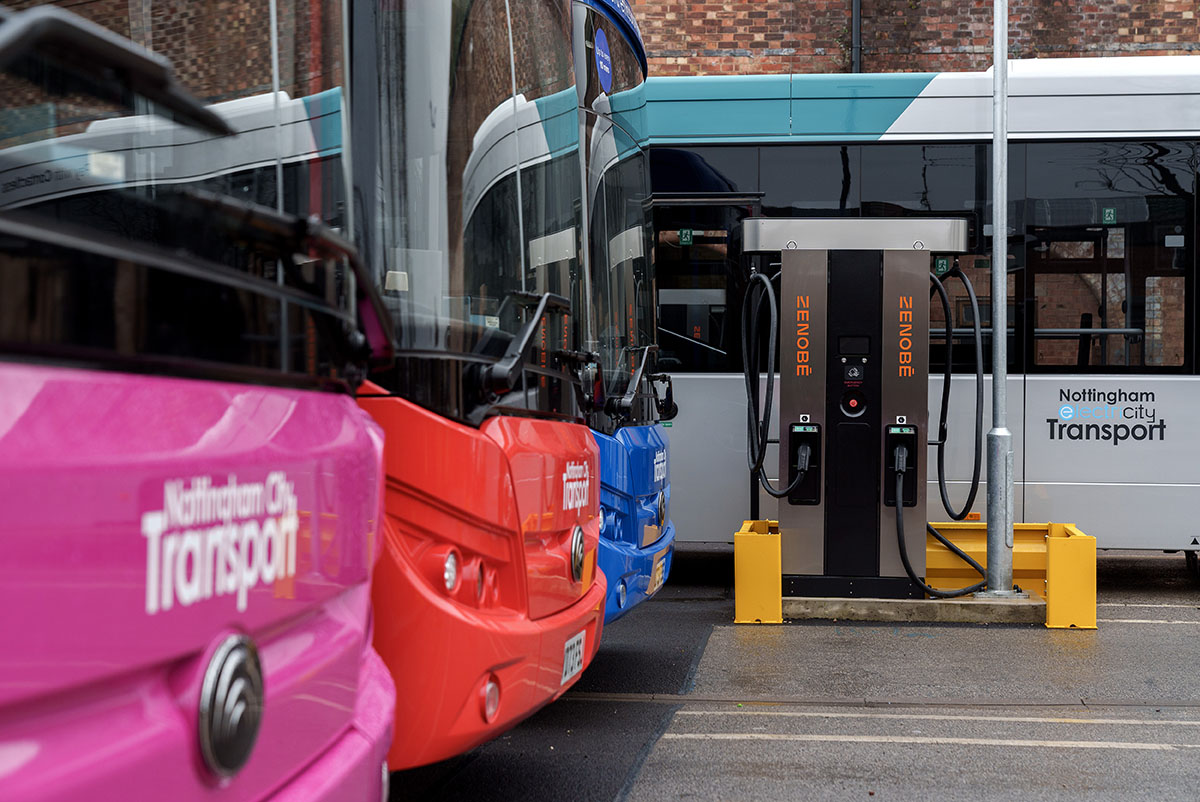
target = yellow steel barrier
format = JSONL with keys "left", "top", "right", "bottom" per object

{"left": 732, "top": 519, "right": 1094, "bottom": 628}
{"left": 927, "top": 521, "right": 1096, "bottom": 629}
{"left": 926, "top": 522, "right": 1050, "bottom": 600}
{"left": 734, "top": 519, "right": 782, "bottom": 623}
{"left": 1046, "top": 523, "right": 1097, "bottom": 629}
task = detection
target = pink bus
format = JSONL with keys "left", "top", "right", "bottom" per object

{"left": 0, "top": 5, "right": 396, "bottom": 799}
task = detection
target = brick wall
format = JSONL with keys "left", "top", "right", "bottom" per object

{"left": 633, "top": 1, "right": 1200, "bottom": 76}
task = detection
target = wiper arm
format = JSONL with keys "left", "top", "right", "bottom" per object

{"left": 0, "top": 4, "right": 232, "bottom": 136}
{"left": 605, "top": 345, "right": 679, "bottom": 422}
{"left": 494, "top": 289, "right": 547, "bottom": 320}
{"left": 481, "top": 291, "right": 570, "bottom": 395}
{"left": 607, "top": 344, "right": 658, "bottom": 418}
{"left": 472, "top": 289, "right": 550, "bottom": 357}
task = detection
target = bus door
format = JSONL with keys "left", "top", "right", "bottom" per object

{"left": 650, "top": 197, "right": 766, "bottom": 540}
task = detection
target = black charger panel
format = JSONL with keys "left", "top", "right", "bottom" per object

{"left": 786, "top": 423, "right": 822, "bottom": 505}
{"left": 883, "top": 425, "right": 919, "bottom": 507}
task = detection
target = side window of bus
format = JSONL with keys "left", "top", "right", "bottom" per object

{"left": 1025, "top": 141, "right": 1193, "bottom": 373}
{"left": 760, "top": 145, "right": 858, "bottom": 216}
{"left": 861, "top": 143, "right": 1025, "bottom": 375}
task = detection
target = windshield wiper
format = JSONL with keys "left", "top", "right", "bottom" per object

{"left": 461, "top": 290, "right": 604, "bottom": 424}
{"left": 605, "top": 344, "right": 678, "bottom": 422}
{"left": 0, "top": 4, "right": 231, "bottom": 136}
{"left": 480, "top": 291, "right": 570, "bottom": 395}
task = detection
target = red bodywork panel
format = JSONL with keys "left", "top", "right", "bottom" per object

{"left": 358, "top": 385, "right": 605, "bottom": 770}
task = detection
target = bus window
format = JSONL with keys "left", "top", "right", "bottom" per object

{"left": 857, "top": 143, "right": 1025, "bottom": 374}
{"left": 861, "top": 143, "right": 985, "bottom": 220}
{"left": 1026, "top": 141, "right": 1193, "bottom": 373}
{"left": 651, "top": 146, "right": 758, "bottom": 196}
{"left": 0, "top": 0, "right": 348, "bottom": 258}
{"left": 760, "top": 145, "right": 857, "bottom": 216}
{"left": 652, "top": 203, "right": 757, "bottom": 373}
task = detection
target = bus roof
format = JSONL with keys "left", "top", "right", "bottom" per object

{"left": 645, "top": 56, "right": 1200, "bottom": 144}
{"left": 580, "top": 0, "right": 647, "bottom": 76}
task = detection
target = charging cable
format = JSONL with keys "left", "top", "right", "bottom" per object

{"left": 929, "top": 268, "right": 984, "bottom": 520}
{"left": 893, "top": 444, "right": 987, "bottom": 598}
{"left": 741, "top": 270, "right": 807, "bottom": 498}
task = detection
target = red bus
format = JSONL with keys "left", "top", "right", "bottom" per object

{"left": 348, "top": 0, "right": 608, "bottom": 769}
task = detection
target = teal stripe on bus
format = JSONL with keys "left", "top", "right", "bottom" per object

{"left": 534, "top": 88, "right": 579, "bottom": 158}
{"left": 646, "top": 75, "right": 792, "bottom": 141}
{"left": 645, "top": 72, "right": 938, "bottom": 144}
{"left": 301, "top": 88, "right": 343, "bottom": 156}
{"left": 608, "top": 82, "right": 648, "bottom": 145}
{"left": 792, "top": 73, "right": 936, "bottom": 139}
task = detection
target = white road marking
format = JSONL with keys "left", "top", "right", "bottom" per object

{"left": 1096, "top": 618, "right": 1200, "bottom": 625}
{"left": 1032, "top": 481, "right": 1200, "bottom": 488}
{"left": 677, "top": 710, "right": 1200, "bottom": 727}
{"left": 1097, "top": 603, "right": 1200, "bottom": 609}
{"left": 661, "top": 733, "right": 1200, "bottom": 750}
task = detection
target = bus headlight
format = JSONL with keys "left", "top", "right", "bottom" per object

{"left": 443, "top": 550, "right": 460, "bottom": 592}
{"left": 481, "top": 674, "right": 501, "bottom": 722}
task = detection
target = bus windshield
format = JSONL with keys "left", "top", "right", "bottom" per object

{"left": 0, "top": 1, "right": 388, "bottom": 390}
{"left": 576, "top": 1, "right": 656, "bottom": 423}
{"left": 350, "top": 0, "right": 587, "bottom": 423}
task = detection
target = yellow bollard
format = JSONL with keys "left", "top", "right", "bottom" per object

{"left": 734, "top": 520, "right": 782, "bottom": 623}
{"left": 1045, "top": 523, "right": 1097, "bottom": 629}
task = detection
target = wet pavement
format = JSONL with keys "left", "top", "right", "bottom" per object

{"left": 393, "top": 546, "right": 1200, "bottom": 801}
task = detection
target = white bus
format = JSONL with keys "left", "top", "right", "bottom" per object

{"left": 645, "top": 56, "right": 1200, "bottom": 576}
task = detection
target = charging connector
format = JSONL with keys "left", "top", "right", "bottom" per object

{"left": 796, "top": 443, "right": 812, "bottom": 474}
{"left": 884, "top": 427, "right": 917, "bottom": 508}
{"left": 785, "top": 424, "right": 821, "bottom": 505}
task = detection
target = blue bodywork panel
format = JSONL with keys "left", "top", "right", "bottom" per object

{"left": 593, "top": 424, "right": 674, "bottom": 623}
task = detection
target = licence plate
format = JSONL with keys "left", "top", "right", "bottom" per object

{"left": 647, "top": 548, "right": 668, "bottom": 595}
{"left": 561, "top": 630, "right": 585, "bottom": 685}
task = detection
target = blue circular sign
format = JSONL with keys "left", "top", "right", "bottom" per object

{"left": 594, "top": 28, "right": 613, "bottom": 93}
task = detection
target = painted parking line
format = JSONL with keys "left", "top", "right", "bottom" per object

{"left": 661, "top": 733, "right": 1200, "bottom": 751}
{"left": 1098, "top": 603, "right": 1200, "bottom": 609}
{"left": 1096, "top": 618, "right": 1200, "bottom": 625}
{"left": 676, "top": 710, "right": 1200, "bottom": 727}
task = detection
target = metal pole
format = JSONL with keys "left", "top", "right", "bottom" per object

{"left": 980, "top": 0, "right": 1022, "bottom": 597}
{"left": 851, "top": 0, "right": 862, "bottom": 73}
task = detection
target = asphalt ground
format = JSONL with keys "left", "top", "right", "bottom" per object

{"left": 391, "top": 546, "right": 1200, "bottom": 801}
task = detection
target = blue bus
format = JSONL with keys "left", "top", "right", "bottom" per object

{"left": 574, "top": 0, "right": 677, "bottom": 621}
